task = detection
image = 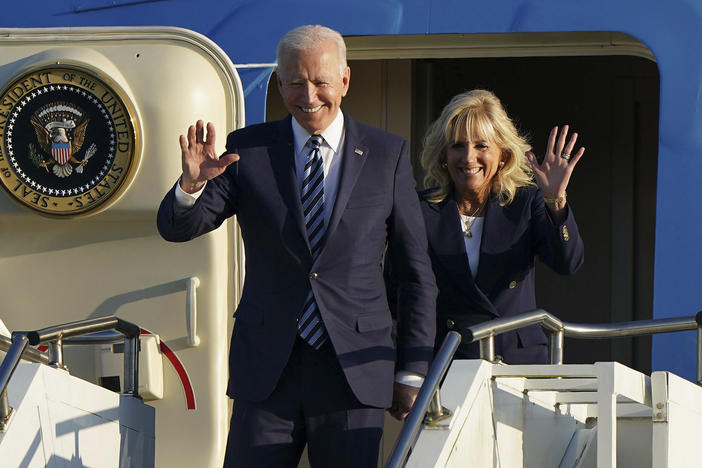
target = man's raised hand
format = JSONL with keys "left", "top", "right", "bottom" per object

{"left": 179, "top": 120, "right": 239, "bottom": 193}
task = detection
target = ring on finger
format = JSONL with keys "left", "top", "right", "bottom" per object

{"left": 560, "top": 153, "right": 571, "bottom": 161}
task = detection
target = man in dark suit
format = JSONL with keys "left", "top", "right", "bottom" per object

{"left": 157, "top": 25, "right": 436, "bottom": 467}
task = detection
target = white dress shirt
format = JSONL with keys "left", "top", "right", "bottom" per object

{"left": 459, "top": 214, "right": 484, "bottom": 278}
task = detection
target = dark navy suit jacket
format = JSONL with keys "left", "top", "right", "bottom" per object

{"left": 421, "top": 186, "right": 583, "bottom": 364}
{"left": 157, "top": 113, "right": 436, "bottom": 408}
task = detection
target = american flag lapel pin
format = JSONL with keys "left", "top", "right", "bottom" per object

{"left": 354, "top": 148, "right": 364, "bottom": 156}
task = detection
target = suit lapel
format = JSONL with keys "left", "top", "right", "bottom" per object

{"left": 269, "top": 116, "right": 310, "bottom": 250}
{"left": 425, "top": 199, "right": 473, "bottom": 288}
{"left": 323, "top": 113, "right": 368, "bottom": 247}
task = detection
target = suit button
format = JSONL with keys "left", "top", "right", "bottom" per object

{"left": 310, "top": 272, "right": 319, "bottom": 280}
{"left": 562, "top": 225, "right": 571, "bottom": 241}
{"left": 446, "top": 319, "right": 455, "bottom": 329}
{"left": 508, "top": 281, "right": 517, "bottom": 289}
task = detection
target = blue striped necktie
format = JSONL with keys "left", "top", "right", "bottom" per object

{"left": 297, "top": 135, "right": 328, "bottom": 348}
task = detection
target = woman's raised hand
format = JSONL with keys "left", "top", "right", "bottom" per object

{"left": 179, "top": 120, "right": 239, "bottom": 193}
{"left": 526, "top": 125, "right": 585, "bottom": 200}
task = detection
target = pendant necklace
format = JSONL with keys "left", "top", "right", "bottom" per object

{"left": 462, "top": 204, "right": 484, "bottom": 238}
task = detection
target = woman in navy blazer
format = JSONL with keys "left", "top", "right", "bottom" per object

{"left": 419, "top": 89, "right": 585, "bottom": 364}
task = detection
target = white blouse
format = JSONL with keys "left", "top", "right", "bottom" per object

{"left": 459, "top": 214, "right": 484, "bottom": 278}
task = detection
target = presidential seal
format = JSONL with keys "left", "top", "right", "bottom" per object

{"left": 0, "top": 66, "right": 140, "bottom": 216}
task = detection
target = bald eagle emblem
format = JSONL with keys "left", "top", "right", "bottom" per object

{"left": 29, "top": 102, "right": 97, "bottom": 178}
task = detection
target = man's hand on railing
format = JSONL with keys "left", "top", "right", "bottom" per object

{"left": 388, "top": 382, "right": 420, "bottom": 420}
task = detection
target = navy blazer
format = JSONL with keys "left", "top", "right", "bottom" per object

{"left": 422, "top": 186, "right": 583, "bottom": 364}
{"left": 157, "top": 113, "right": 436, "bottom": 408}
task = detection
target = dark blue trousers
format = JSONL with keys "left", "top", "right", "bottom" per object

{"left": 223, "top": 337, "right": 385, "bottom": 467}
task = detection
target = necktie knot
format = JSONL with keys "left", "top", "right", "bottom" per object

{"left": 308, "top": 135, "right": 323, "bottom": 151}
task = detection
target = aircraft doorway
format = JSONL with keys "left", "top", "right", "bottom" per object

{"left": 265, "top": 37, "right": 659, "bottom": 374}
{"left": 410, "top": 55, "right": 659, "bottom": 374}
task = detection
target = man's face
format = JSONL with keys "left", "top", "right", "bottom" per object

{"left": 277, "top": 39, "right": 350, "bottom": 135}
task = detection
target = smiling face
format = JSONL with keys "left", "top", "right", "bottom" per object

{"left": 446, "top": 127, "right": 503, "bottom": 201}
{"left": 277, "top": 39, "right": 350, "bottom": 135}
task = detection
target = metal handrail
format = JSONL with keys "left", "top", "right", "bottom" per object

{"left": 385, "top": 309, "right": 702, "bottom": 467}
{"left": 0, "top": 335, "right": 50, "bottom": 365}
{"left": 562, "top": 314, "right": 702, "bottom": 384}
{"left": 22, "top": 316, "right": 140, "bottom": 347}
{"left": 466, "top": 309, "right": 702, "bottom": 381}
{"left": 563, "top": 316, "right": 698, "bottom": 338}
{"left": 464, "top": 309, "right": 565, "bottom": 365}
{"left": 386, "top": 331, "right": 461, "bottom": 468}
{"left": 61, "top": 330, "right": 129, "bottom": 345}
{"left": 0, "top": 316, "right": 141, "bottom": 431}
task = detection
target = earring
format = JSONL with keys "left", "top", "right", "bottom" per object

{"left": 441, "top": 162, "right": 448, "bottom": 168}
{"left": 499, "top": 161, "right": 505, "bottom": 167}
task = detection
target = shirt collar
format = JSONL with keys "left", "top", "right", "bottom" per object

{"left": 291, "top": 110, "right": 344, "bottom": 155}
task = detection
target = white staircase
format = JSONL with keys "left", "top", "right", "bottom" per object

{"left": 406, "top": 360, "right": 702, "bottom": 467}
{"left": 0, "top": 362, "right": 154, "bottom": 467}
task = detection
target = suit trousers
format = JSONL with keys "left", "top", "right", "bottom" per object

{"left": 223, "top": 337, "right": 385, "bottom": 468}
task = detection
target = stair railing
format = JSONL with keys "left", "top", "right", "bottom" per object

{"left": 0, "top": 315, "right": 140, "bottom": 431}
{"left": 386, "top": 309, "right": 702, "bottom": 467}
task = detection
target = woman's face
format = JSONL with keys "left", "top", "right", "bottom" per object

{"left": 446, "top": 127, "right": 503, "bottom": 198}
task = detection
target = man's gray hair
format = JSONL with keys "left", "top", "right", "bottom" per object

{"left": 276, "top": 25, "right": 347, "bottom": 78}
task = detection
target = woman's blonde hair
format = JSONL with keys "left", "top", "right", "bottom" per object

{"left": 420, "top": 89, "right": 534, "bottom": 205}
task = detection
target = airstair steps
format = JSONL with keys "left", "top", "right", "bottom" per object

{"left": 405, "top": 360, "right": 702, "bottom": 467}
{"left": 0, "top": 362, "right": 154, "bottom": 467}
